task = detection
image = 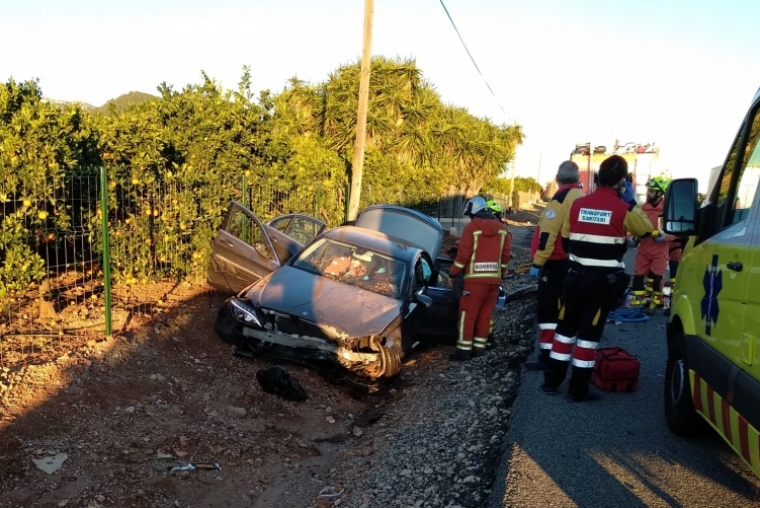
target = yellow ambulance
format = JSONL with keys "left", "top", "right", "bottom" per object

{"left": 663, "top": 86, "right": 760, "bottom": 478}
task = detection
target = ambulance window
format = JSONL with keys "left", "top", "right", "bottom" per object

{"left": 713, "top": 125, "right": 743, "bottom": 223}
{"left": 728, "top": 106, "right": 760, "bottom": 225}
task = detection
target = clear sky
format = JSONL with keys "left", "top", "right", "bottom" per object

{"left": 2, "top": 0, "right": 759, "bottom": 191}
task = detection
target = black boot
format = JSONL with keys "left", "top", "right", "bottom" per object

{"left": 472, "top": 347, "right": 486, "bottom": 358}
{"left": 566, "top": 366, "right": 600, "bottom": 402}
{"left": 485, "top": 333, "right": 495, "bottom": 351}
{"left": 449, "top": 349, "right": 473, "bottom": 362}
{"left": 540, "top": 383, "right": 561, "bottom": 395}
{"left": 542, "top": 357, "right": 569, "bottom": 394}
{"left": 525, "top": 349, "right": 549, "bottom": 371}
{"left": 566, "top": 390, "right": 601, "bottom": 402}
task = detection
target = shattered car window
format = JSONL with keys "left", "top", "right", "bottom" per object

{"left": 292, "top": 238, "right": 406, "bottom": 299}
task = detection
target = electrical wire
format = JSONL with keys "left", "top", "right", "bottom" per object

{"left": 437, "top": 0, "right": 510, "bottom": 121}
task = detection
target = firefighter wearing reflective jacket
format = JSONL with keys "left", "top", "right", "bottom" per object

{"left": 525, "top": 160, "right": 584, "bottom": 370}
{"left": 450, "top": 197, "right": 512, "bottom": 361}
{"left": 630, "top": 177, "right": 674, "bottom": 309}
{"left": 542, "top": 155, "right": 652, "bottom": 401}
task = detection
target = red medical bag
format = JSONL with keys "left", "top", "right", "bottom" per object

{"left": 592, "top": 347, "right": 640, "bottom": 392}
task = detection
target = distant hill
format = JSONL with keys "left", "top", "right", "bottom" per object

{"left": 42, "top": 91, "right": 157, "bottom": 115}
{"left": 41, "top": 97, "right": 97, "bottom": 112}
{"left": 95, "top": 91, "right": 157, "bottom": 115}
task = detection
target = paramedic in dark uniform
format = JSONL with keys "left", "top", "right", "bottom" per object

{"left": 542, "top": 155, "right": 652, "bottom": 401}
{"left": 525, "top": 160, "right": 584, "bottom": 370}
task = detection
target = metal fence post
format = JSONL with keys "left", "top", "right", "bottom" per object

{"left": 241, "top": 173, "right": 248, "bottom": 239}
{"left": 100, "top": 166, "right": 112, "bottom": 338}
{"left": 316, "top": 182, "right": 322, "bottom": 218}
{"left": 242, "top": 173, "right": 248, "bottom": 209}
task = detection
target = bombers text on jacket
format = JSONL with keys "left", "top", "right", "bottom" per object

{"left": 451, "top": 215, "right": 512, "bottom": 284}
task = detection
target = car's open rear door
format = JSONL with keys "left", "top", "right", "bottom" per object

{"left": 207, "top": 202, "right": 283, "bottom": 294}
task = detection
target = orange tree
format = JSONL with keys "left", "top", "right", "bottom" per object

{"left": 0, "top": 78, "right": 101, "bottom": 299}
{"left": 96, "top": 68, "right": 346, "bottom": 283}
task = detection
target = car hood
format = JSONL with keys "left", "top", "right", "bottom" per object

{"left": 246, "top": 266, "right": 403, "bottom": 338}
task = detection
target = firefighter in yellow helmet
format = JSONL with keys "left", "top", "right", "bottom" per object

{"left": 449, "top": 197, "right": 512, "bottom": 361}
{"left": 630, "top": 176, "right": 675, "bottom": 309}
{"left": 486, "top": 200, "right": 503, "bottom": 221}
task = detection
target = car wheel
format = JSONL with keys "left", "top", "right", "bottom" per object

{"left": 664, "top": 331, "right": 710, "bottom": 437}
{"left": 370, "top": 335, "right": 402, "bottom": 378}
{"left": 214, "top": 302, "right": 242, "bottom": 345}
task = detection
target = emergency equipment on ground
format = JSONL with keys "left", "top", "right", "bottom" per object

{"left": 591, "top": 347, "right": 641, "bottom": 392}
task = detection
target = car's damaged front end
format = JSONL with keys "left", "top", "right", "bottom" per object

{"left": 217, "top": 273, "right": 405, "bottom": 380}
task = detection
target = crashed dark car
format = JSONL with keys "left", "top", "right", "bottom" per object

{"left": 207, "top": 203, "right": 504, "bottom": 380}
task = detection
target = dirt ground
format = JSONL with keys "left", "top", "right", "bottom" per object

{"left": 0, "top": 207, "right": 542, "bottom": 508}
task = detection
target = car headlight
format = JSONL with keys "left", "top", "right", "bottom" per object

{"left": 229, "top": 299, "right": 263, "bottom": 327}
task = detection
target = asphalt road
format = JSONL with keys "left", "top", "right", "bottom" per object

{"left": 488, "top": 234, "right": 760, "bottom": 508}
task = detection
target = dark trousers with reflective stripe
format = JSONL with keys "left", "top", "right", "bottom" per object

{"left": 535, "top": 259, "right": 569, "bottom": 360}
{"left": 544, "top": 268, "right": 616, "bottom": 396}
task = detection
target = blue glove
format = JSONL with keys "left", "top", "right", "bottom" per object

{"left": 529, "top": 265, "right": 541, "bottom": 279}
{"left": 618, "top": 180, "right": 635, "bottom": 203}
{"left": 654, "top": 235, "right": 667, "bottom": 243}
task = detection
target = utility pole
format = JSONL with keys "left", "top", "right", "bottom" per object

{"left": 347, "top": 0, "right": 374, "bottom": 222}
{"left": 509, "top": 158, "right": 516, "bottom": 208}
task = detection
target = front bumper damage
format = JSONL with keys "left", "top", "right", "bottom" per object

{"left": 225, "top": 298, "right": 401, "bottom": 379}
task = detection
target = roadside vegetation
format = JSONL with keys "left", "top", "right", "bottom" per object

{"left": 0, "top": 57, "right": 536, "bottom": 294}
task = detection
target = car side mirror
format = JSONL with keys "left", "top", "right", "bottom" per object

{"left": 663, "top": 178, "right": 698, "bottom": 235}
{"left": 414, "top": 294, "right": 433, "bottom": 308}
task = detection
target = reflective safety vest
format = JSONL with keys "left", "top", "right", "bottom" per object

{"left": 565, "top": 187, "right": 652, "bottom": 272}
{"left": 451, "top": 214, "right": 512, "bottom": 284}
{"left": 530, "top": 183, "right": 584, "bottom": 266}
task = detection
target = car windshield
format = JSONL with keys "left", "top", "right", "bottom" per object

{"left": 292, "top": 238, "right": 406, "bottom": 299}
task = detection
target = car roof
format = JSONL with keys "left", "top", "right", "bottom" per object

{"left": 320, "top": 226, "right": 422, "bottom": 262}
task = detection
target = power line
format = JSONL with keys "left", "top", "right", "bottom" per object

{"left": 438, "top": 0, "right": 510, "bottom": 122}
